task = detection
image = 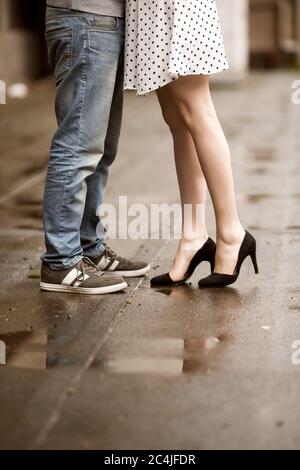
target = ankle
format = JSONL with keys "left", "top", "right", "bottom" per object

{"left": 182, "top": 229, "right": 209, "bottom": 243}
{"left": 217, "top": 226, "right": 245, "bottom": 245}
{"left": 179, "top": 236, "right": 209, "bottom": 252}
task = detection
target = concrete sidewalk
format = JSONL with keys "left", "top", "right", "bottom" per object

{"left": 0, "top": 72, "right": 300, "bottom": 450}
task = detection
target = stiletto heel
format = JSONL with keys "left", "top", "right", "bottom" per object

{"left": 250, "top": 248, "right": 259, "bottom": 274}
{"left": 151, "top": 238, "right": 216, "bottom": 287}
{"left": 198, "top": 230, "right": 259, "bottom": 288}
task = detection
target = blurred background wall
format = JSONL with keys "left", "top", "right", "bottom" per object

{"left": 0, "top": 0, "right": 48, "bottom": 82}
{"left": 0, "top": 0, "right": 300, "bottom": 83}
{"left": 218, "top": 0, "right": 300, "bottom": 81}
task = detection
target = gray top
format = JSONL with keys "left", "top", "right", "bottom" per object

{"left": 47, "top": 0, "right": 125, "bottom": 18}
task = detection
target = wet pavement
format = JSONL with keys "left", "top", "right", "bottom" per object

{"left": 0, "top": 72, "right": 300, "bottom": 449}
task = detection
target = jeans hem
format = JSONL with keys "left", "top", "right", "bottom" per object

{"left": 41, "top": 255, "right": 83, "bottom": 271}
{"left": 82, "top": 243, "right": 106, "bottom": 258}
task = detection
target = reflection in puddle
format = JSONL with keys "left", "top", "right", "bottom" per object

{"left": 155, "top": 288, "right": 175, "bottom": 297}
{"left": 154, "top": 285, "right": 194, "bottom": 301}
{"left": 0, "top": 329, "right": 77, "bottom": 370}
{"left": 0, "top": 330, "right": 48, "bottom": 370}
{"left": 155, "top": 284, "right": 245, "bottom": 312}
{"left": 0, "top": 314, "right": 230, "bottom": 376}
{"left": 99, "top": 335, "right": 229, "bottom": 377}
{"left": 0, "top": 331, "right": 228, "bottom": 376}
{"left": 109, "top": 356, "right": 184, "bottom": 376}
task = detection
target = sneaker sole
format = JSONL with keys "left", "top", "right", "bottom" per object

{"left": 40, "top": 281, "right": 128, "bottom": 295}
{"left": 105, "top": 265, "right": 151, "bottom": 278}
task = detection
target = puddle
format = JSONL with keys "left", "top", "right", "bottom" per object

{"left": 0, "top": 328, "right": 230, "bottom": 376}
{"left": 0, "top": 329, "right": 48, "bottom": 370}
{"left": 46, "top": 354, "right": 76, "bottom": 367}
{"left": 0, "top": 329, "right": 74, "bottom": 370}
{"left": 0, "top": 332, "right": 228, "bottom": 375}
{"left": 94, "top": 335, "right": 229, "bottom": 377}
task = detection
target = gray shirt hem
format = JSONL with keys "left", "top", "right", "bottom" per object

{"left": 47, "top": 0, "right": 125, "bottom": 18}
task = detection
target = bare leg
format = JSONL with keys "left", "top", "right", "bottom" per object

{"left": 161, "top": 75, "right": 245, "bottom": 275}
{"left": 157, "top": 86, "right": 209, "bottom": 281}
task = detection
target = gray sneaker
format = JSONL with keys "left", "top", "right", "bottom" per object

{"left": 89, "top": 246, "right": 151, "bottom": 278}
{"left": 40, "top": 257, "right": 127, "bottom": 295}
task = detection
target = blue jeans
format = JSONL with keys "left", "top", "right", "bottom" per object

{"left": 42, "top": 7, "right": 124, "bottom": 270}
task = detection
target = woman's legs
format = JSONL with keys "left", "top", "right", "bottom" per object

{"left": 157, "top": 86, "right": 209, "bottom": 281}
{"left": 159, "top": 75, "right": 244, "bottom": 275}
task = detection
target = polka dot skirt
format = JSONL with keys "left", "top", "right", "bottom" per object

{"left": 124, "top": 0, "right": 229, "bottom": 95}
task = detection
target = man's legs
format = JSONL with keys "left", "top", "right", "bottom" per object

{"left": 42, "top": 7, "right": 124, "bottom": 270}
{"left": 80, "top": 54, "right": 124, "bottom": 257}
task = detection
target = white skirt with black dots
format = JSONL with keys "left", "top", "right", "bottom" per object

{"left": 124, "top": 0, "right": 229, "bottom": 95}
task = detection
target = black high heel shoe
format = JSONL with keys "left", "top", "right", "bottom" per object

{"left": 151, "top": 238, "right": 216, "bottom": 287}
{"left": 198, "top": 230, "right": 259, "bottom": 288}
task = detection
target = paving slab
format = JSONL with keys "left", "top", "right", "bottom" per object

{"left": 0, "top": 72, "right": 300, "bottom": 449}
